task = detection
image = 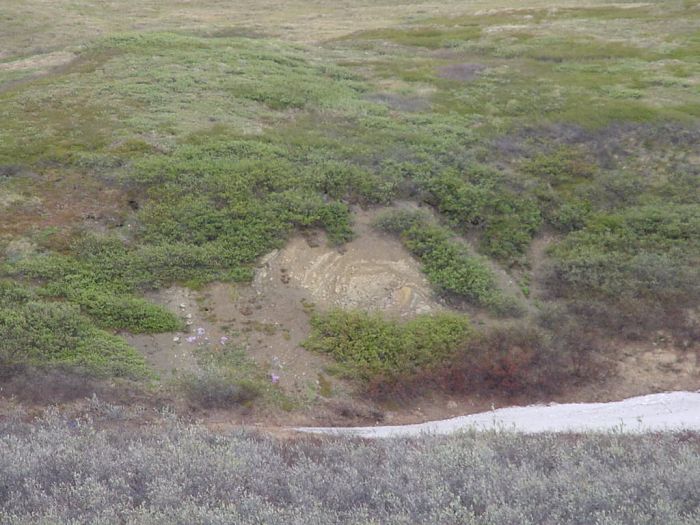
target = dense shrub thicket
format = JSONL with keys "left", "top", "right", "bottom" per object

{"left": 422, "top": 167, "right": 542, "bottom": 264}
{"left": 0, "top": 411, "right": 699, "bottom": 524}
{"left": 549, "top": 204, "right": 700, "bottom": 303}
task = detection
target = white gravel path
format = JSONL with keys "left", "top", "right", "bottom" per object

{"left": 296, "top": 391, "right": 700, "bottom": 438}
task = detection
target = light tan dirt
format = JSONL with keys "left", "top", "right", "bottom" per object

{"left": 271, "top": 207, "right": 443, "bottom": 317}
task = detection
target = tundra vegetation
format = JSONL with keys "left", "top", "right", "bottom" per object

{"left": 0, "top": 409, "right": 699, "bottom": 524}
{"left": 1, "top": 1, "right": 699, "bottom": 521}
{"left": 0, "top": 0, "right": 698, "bottom": 402}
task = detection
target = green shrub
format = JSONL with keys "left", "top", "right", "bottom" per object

{"left": 422, "top": 169, "right": 542, "bottom": 263}
{"left": 0, "top": 290, "right": 149, "bottom": 378}
{"left": 308, "top": 161, "right": 397, "bottom": 204}
{"left": 374, "top": 210, "right": 521, "bottom": 315}
{"left": 351, "top": 25, "right": 481, "bottom": 49}
{"left": 547, "top": 204, "right": 700, "bottom": 336}
{"left": 549, "top": 200, "right": 592, "bottom": 232}
{"left": 71, "top": 291, "right": 183, "bottom": 333}
{"left": 7, "top": 246, "right": 183, "bottom": 334}
{"left": 304, "top": 309, "right": 471, "bottom": 383}
{"left": 521, "top": 148, "right": 597, "bottom": 186}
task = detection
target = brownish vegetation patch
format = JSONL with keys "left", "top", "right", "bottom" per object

{"left": 436, "top": 63, "right": 486, "bottom": 81}
{"left": 0, "top": 171, "right": 128, "bottom": 246}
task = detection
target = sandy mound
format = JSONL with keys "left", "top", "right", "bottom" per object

{"left": 257, "top": 208, "right": 443, "bottom": 317}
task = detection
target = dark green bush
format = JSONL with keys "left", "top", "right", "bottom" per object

{"left": 548, "top": 199, "right": 592, "bottom": 232}
{"left": 423, "top": 169, "right": 542, "bottom": 263}
{"left": 71, "top": 291, "right": 183, "bottom": 333}
{"left": 549, "top": 204, "right": 699, "bottom": 302}
{"left": 7, "top": 246, "right": 183, "bottom": 333}
{"left": 309, "top": 161, "right": 397, "bottom": 204}
{"left": 304, "top": 309, "right": 471, "bottom": 383}
{"left": 374, "top": 210, "right": 521, "bottom": 315}
{"left": 0, "top": 284, "right": 149, "bottom": 378}
{"left": 521, "top": 147, "right": 596, "bottom": 186}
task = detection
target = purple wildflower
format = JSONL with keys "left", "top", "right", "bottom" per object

{"left": 270, "top": 373, "right": 280, "bottom": 384}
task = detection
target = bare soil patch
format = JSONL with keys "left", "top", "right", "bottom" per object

{"left": 273, "top": 207, "right": 443, "bottom": 316}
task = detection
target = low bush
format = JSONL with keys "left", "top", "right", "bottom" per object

{"left": 521, "top": 147, "right": 597, "bottom": 186}
{"left": 374, "top": 210, "right": 521, "bottom": 315}
{"left": 71, "top": 291, "right": 183, "bottom": 333}
{"left": 351, "top": 25, "right": 482, "bottom": 49}
{"left": 404, "top": 324, "right": 592, "bottom": 398}
{"left": 304, "top": 309, "right": 472, "bottom": 384}
{"left": 1, "top": 411, "right": 699, "bottom": 524}
{"left": 6, "top": 247, "right": 183, "bottom": 334}
{"left": 547, "top": 204, "right": 700, "bottom": 336}
{"left": 0, "top": 281, "right": 150, "bottom": 378}
{"left": 304, "top": 305, "right": 604, "bottom": 399}
{"left": 422, "top": 168, "right": 542, "bottom": 264}
{"left": 452, "top": 326, "right": 556, "bottom": 395}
